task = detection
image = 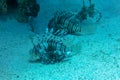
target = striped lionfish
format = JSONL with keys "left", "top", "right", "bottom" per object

{"left": 47, "top": 0, "right": 101, "bottom": 36}
{"left": 29, "top": 32, "right": 71, "bottom": 64}
{"left": 48, "top": 11, "right": 82, "bottom": 36}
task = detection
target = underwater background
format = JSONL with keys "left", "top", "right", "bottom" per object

{"left": 0, "top": 0, "right": 120, "bottom": 80}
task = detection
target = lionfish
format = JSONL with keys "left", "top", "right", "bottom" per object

{"left": 48, "top": 11, "right": 82, "bottom": 36}
{"left": 29, "top": 32, "right": 71, "bottom": 64}
{"left": 47, "top": 0, "right": 101, "bottom": 36}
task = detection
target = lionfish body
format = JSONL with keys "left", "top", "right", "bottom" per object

{"left": 48, "top": 11, "right": 82, "bottom": 35}
{"left": 29, "top": 33, "right": 71, "bottom": 64}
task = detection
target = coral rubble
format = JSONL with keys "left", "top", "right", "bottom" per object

{"left": 15, "top": 0, "right": 40, "bottom": 23}
{"left": 76, "top": 0, "right": 102, "bottom": 22}
{"left": 0, "top": 0, "right": 7, "bottom": 14}
{"left": 0, "top": 0, "right": 40, "bottom": 23}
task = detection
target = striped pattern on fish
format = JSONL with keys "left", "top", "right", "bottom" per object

{"left": 48, "top": 11, "right": 82, "bottom": 35}
{"left": 29, "top": 33, "right": 71, "bottom": 64}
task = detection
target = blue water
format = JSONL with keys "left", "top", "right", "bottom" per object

{"left": 0, "top": 0, "right": 120, "bottom": 80}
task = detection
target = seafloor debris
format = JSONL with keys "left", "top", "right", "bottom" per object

{"left": 75, "top": 0, "right": 102, "bottom": 22}
{"left": 29, "top": 32, "right": 71, "bottom": 64}
{"left": 48, "top": 0, "right": 102, "bottom": 36}
{"left": 15, "top": 0, "right": 40, "bottom": 23}
{"left": 0, "top": 0, "right": 7, "bottom": 14}
{"left": 0, "top": 0, "right": 19, "bottom": 14}
{"left": 0, "top": 0, "right": 40, "bottom": 23}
